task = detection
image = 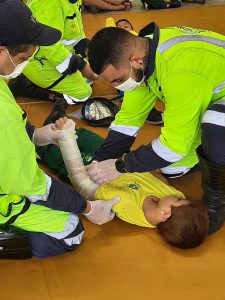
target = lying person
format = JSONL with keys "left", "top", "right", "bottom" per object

{"left": 38, "top": 117, "right": 209, "bottom": 249}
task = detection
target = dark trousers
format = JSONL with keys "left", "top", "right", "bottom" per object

{"left": 201, "top": 99, "right": 225, "bottom": 164}
{"left": 26, "top": 219, "right": 84, "bottom": 258}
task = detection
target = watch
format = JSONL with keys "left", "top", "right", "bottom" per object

{"left": 115, "top": 157, "right": 127, "bottom": 173}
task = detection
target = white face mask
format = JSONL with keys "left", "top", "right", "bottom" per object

{"left": 116, "top": 62, "right": 145, "bottom": 92}
{"left": 0, "top": 49, "right": 29, "bottom": 80}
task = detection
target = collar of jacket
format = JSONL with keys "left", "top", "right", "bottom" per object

{"left": 139, "top": 22, "right": 160, "bottom": 80}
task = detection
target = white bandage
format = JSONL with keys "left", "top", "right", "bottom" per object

{"left": 57, "top": 119, "right": 99, "bottom": 199}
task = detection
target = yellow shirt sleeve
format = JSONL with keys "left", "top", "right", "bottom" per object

{"left": 105, "top": 17, "right": 116, "bottom": 27}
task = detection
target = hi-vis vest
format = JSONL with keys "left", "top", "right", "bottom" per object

{"left": 111, "top": 25, "right": 225, "bottom": 173}
{"left": 27, "top": 0, "right": 85, "bottom": 72}
{"left": 0, "top": 79, "right": 46, "bottom": 217}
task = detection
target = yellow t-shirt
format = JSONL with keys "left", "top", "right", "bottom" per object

{"left": 95, "top": 172, "right": 185, "bottom": 228}
{"left": 105, "top": 17, "right": 138, "bottom": 36}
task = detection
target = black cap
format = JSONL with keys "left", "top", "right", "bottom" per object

{"left": 0, "top": 0, "right": 61, "bottom": 46}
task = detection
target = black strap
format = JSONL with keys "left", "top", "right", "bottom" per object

{"left": 4, "top": 198, "right": 31, "bottom": 226}
{"left": 46, "top": 73, "right": 67, "bottom": 90}
{"left": 139, "top": 22, "right": 160, "bottom": 80}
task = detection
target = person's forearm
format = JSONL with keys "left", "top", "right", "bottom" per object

{"left": 94, "top": 129, "right": 135, "bottom": 161}
{"left": 124, "top": 143, "right": 171, "bottom": 172}
{"left": 83, "top": 200, "right": 91, "bottom": 214}
{"left": 57, "top": 120, "right": 99, "bottom": 199}
{"left": 25, "top": 120, "right": 35, "bottom": 141}
{"left": 33, "top": 176, "right": 88, "bottom": 214}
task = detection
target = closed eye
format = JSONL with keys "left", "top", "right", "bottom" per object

{"left": 111, "top": 78, "right": 123, "bottom": 84}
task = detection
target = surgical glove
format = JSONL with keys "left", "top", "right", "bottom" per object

{"left": 86, "top": 159, "right": 122, "bottom": 185}
{"left": 33, "top": 124, "right": 65, "bottom": 146}
{"left": 83, "top": 197, "right": 120, "bottom": 225}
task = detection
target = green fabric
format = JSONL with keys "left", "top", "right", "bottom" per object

{"left": 114, "top": 26, "right": 225, "bottom": 168}
{"left": 0, "top": 196, "right": 70, "bottom": 233}
{"left": 36, "top": 127, "right": 104, "bottom": 176}
{"left": 0, "top": 79, "right": 46, "bottom": 220}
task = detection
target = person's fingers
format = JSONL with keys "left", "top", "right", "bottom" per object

{"left": 108, "top": 196, "right": 121, "bottom": 207}
{"left": 108, "top": 4, "right": 127, "bottom": 10}
{"left": 55, "top": 118, "right": 65, "bottom": 130}
{"left": 63, "top": 116, "right": 68, "bottom": 123}
{"left": 86, "top": 163, "right": 97, "bottom": 173}
{"left": 51, "top": 122, "right": 58, "bottom": 131}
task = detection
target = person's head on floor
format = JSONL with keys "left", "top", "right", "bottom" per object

{"left": 152, "top": 197, "right": 209, "bottom": 249}
{"left": 116, "top": 19, "right": 134, "bottom": 32}
{"left": 88, "top": 27, "right": 147, "bottom": 92}
{"left": 0, "top": 0, "right": 61, "bottom": 79}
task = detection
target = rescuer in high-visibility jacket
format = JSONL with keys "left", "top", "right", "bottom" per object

{"left": 23, "top": 0, "right": 95, "bottom": 105}
{"left": 87, "top": 23, "right": 225, "bottom": 234}
{"left": 0, "top": 0, "right": 119, "bottom": 259}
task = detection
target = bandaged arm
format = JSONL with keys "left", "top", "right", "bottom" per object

{"left": 57, "top": 120, "right": 99, "bottom": 199}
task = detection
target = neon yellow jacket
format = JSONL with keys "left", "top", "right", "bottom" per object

{"left": 27, "top": 0, "right": 85, "bottom": 73}
{"left": 0, "top": 79, "right": 46, "bottom": 215}
{"left": 96, "top": 25, "right": 225, "bottom": 174}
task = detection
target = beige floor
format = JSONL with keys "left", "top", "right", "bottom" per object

{"left": 1, "top": 5, "right": 225, "bottom": 300}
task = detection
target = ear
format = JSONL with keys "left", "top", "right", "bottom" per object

{"left": 130, "top": 54, "right": 144, "bottom": 68}
{"left": 160, "top": 210, "right": 172, "bottom": 222}
{"left": 0, "top": 46, "right": 6, "bottom": 53}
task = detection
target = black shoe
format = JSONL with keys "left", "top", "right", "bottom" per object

{"left": 0, "top": 226, "right": 32, "bottom": 259}
{"left": 44, "top": 98, "right": 68, "bottom": 126}
{"left": 197, "top": 146, "right": 225, "bottom": 234}
{"left": 146, "top": 107, "right": 163, "bottom": 125}
{"left": 167, "top": 0, "right": 182, "bottom": 8}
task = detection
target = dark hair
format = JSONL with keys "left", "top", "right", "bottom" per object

{"left": 6, "top": 44, "right": 30, "bottom": 56}
{"left": 157, "top": 200, "right": 209, "bottom": 249}
{"left": 116, "top": 19, "right": 134, "bottom": 30}
{"left": 88, "top": 27, "right": 134, "bottom": 75}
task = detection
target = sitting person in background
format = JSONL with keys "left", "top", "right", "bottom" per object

{"left": 39, "top": 117, "right": 209, "bottom": 249}
{"left": 83, "top": 0, "right": 132, "bottom": 13}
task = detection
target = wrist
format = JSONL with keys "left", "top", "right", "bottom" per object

{"left": 83, "top": 200, "right": 92, "bottom": 215}
{"left": 115, "top": 155, "right": 127, "bottom": 173}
